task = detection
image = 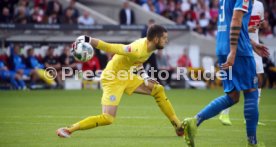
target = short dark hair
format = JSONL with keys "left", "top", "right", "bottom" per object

{"left": 147, "top": 24, "right": 167, "bottom": 41}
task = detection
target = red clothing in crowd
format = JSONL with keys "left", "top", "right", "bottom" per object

{"left": 177, "top": 55, "right": 192, "bottom": 67}
{"left": 82, "top": 56, "right": 101, "bottom": 72}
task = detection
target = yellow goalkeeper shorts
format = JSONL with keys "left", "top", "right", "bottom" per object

{"left": 101, "top": 74, "right": 144, "bottom": 106}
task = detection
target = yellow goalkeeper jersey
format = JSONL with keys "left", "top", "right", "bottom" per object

{"left": 96, "top": 38, "right": 153, "bottom": 79}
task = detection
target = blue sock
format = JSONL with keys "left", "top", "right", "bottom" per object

{"left": 244, "top": 90, "right": 259, "bottom": 145}
{"left": 196, "top": 95, "right": 235, "bottom": 126}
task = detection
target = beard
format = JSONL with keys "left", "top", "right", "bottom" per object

{"left": 155, "top": 43, "right": 164, "bottom": 50}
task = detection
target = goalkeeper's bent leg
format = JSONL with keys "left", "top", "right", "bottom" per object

{"left": 151, "top": 84, "right": 181, "bottom": 128}
{"left": 67, "top": 113, "right": 114, "bottom": 133}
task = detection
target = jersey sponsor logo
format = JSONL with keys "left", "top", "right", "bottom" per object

{"left": 110, "top": 95, "right": 116, "bottom": 101}
{"left": 124, "top": 46, "right": 132, "bottom": 53}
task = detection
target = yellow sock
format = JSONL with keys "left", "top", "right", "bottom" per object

{"left": 37, "top": 69, "right": 56, "bottom": 86}
{"left": 151, "top": 84, "right": 181, "bottom": 128}
{"left": 67, "top": 113, "right": 114, "bottom": 133}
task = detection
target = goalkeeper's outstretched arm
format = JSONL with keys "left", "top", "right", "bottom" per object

{"left": 77, "top": 35, "right": 132, "bottom": 56}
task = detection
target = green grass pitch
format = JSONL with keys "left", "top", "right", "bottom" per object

{"left": 0, "top": 89, "right": 275, "bottom": 147}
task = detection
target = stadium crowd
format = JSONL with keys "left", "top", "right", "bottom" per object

{"left": 0, "top": 0, "right": 95, "bottom": 25}
{"left": 1, "top": 0, "right": 276, "bottom": 38}
{"left": 133, "top": 0, "right": 276, "bottom": 37}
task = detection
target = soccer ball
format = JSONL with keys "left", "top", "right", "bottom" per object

{"left": 72, "top": 41, "right": 94, "bottom": 62}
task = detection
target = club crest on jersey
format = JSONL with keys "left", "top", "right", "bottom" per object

{"left": 124, "top": 46, "right": 132, "bottom": 53}
{"left": 110, "top": 95, "right": 116, "bottom": 101}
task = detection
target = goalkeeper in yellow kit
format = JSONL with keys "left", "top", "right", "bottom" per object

{"left": 56, "top": 24, "right": 184, "bottom": 138}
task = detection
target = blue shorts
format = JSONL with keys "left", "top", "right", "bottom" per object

{"left": 218, "top": 55, "right": 258, "bottom": 93}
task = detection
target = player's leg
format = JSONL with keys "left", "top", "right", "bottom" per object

{"left": 56, "top": 105, "right": 116, "bottom": 138}
{"left": 196, "top": 91, "right": 239, "bottom": 126}
{"left": 243, "top": 88, "right": 259, "bottom": 145}
{"left": 25, "top": 69, "right": 39, "bottom": 88}
{"left": 181, "top": 90, "right": 239, "bottom": 147}
{"left": 257, "top": 74, "right": 263, "bottom": 105}
{"left": 182, "top": 55, "right": 240, "bottom": 146}
{"left": 67, "top": 105, "right": 116, "bottom": 132}
{"left": 2, "top": 71, "right": 20, "bottom": 89}
{"left": 14, "top": 72, "right": 26, "bottom": 89}
{"left": 195, "top": 55, "right": 240, "bottom": 127}
{"left": 56, "top": 80, "right": 123, "bottom": 138}
{"left": 239, "top": 56, "right": 260, "bottom": 145}
{"left": 138, "top": 81, "right": 181, "bottom": 126}
{"left": 126, "top": 77, "right": 183, "bottom": 136}
{"left": 255, "top": 55, "right": 266, "bottom": 126}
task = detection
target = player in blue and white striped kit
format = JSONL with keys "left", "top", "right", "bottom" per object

{"left": 181, "top": 0, "right": 269, "bottom": 146}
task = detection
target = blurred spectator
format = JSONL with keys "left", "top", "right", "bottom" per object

{"left": 207, "top": 15, "right": 218, "bottom": 37}
{"left": 78, "top": 11, "right": 95, "bottom": 25}
{"left": 197, "top": 0, "right": 210, "bottom": 19}
{"left": 9, "top": 45, "right": 40, "bottom": 88}
{"left": 119, "top": 1, "right": 135, "bottom": 25}
{"left": 177, "top": 48, "right": 192, "bottom": 67}
{"left": 47, "top": 12, "right": 61, "bottom": 24}
{"left": 161, "top": 0, "right": 176, "bottom": 20}
{"left": 26, "top": 48, "right": 57, "bottom": 88}
{"left": 0, "top": 0, "right": 17, "bottom": 17}
{"left": 268, "top": 4, "right": 276, "bottom": 35}
{"left": 0, "top": 60, "right": 26, "bottom": 89}
{"left": 181, "top": 0, "right": 191, "bottom": 12}
{"left": 142, "top": 0, "right": 155, "bottom": 12}
{"left": 156, "top": 50, "right": 174, "bottom": 90}
{"left": 26, "top": 48, "right": 44, "bottom": 69}
{"left": 46, "top": 0, "right": 62, "bottom": 17}
{"left": 30, "top": 6, "right": 44, "bottom": 23}
{"left": 82, "top": 55, "right": 101, "bottom": 78}
{"left": 44, "top": 47, "right": 63, "bottom": 87}
{"left": 174, "top": 1, "right": 183, "bottom": 17}
{"left": 34, "top": 0, "right": 48, "bottom": 11}
{"left": 62, "top": 8, "right": 77, "bottom": 24}
{"left": 59, "top": 46, "right": 77, "bottom": 71}
{"left": 0, "top": 7, "right": 13, "bottom": 23}
{"left": 14, "top": 6, "right": 29, "bottom": 24}
{"left": 184, "top": 5, "right": 197, "bottom": 21}
{"left": 185, "top": 12, "right": 197, "bottom": 30}
{"left": 198, "top": 12, "right": 209, "bottom": 35}
{"left": 141, "top": 19, "right": 155, "bottom": 37}
{"left": 155, "top": 0, "right": 166, "bottom": 14}
{"left": 209, "top": 0, "right": 218, "bottom": 20}
{"left": 64, "top": 0, "right": 79, "bottom": 19}
{"left": 15, "top": 0, "right": 30, "bottom": 15}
